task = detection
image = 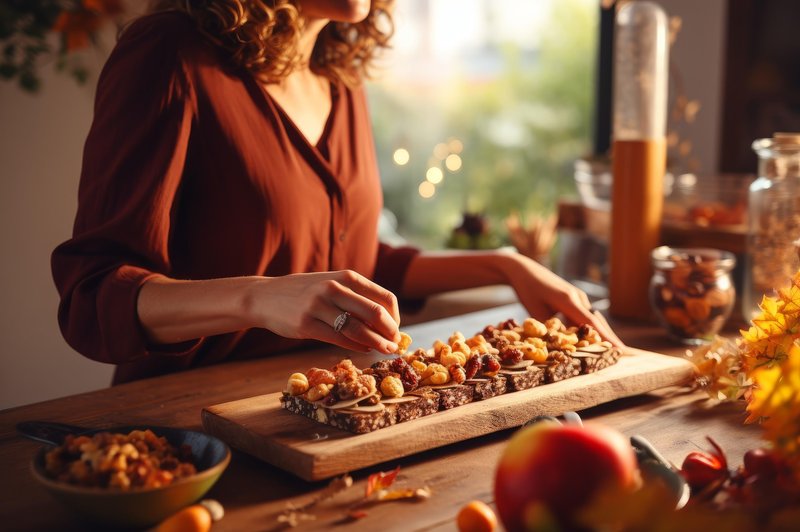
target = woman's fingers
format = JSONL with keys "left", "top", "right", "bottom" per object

{"left": 519, "top": 273, "right": 624, "bottom": 348}
{"left": 591, "top": 310, "right": 625, "bottom": 347}
{"left": 328, "top": 271, "right": 401, "bottom": 341}
{"left": 320, "top": 305, "right": 398, "bottom": 354}
{"left": 253, "top": 272, "right": 401, "bottom": 353}
{"left": 558, "top": 295, "right": 625, "bottom": 348}
{"left": 576, "top": 289, "right": 592, "bottom": 310}
{"left": 305, "top": 318, "right": 375, "bottom": 353}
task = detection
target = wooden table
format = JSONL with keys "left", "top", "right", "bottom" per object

{"left": 0, "top": 291, "right": 762, "bottom": 531}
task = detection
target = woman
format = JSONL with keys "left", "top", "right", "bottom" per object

{"left": 52, "top": 0, "right": 621, "bottom": 385}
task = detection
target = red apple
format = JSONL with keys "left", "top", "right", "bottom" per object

{"left": 494, "top": 421, "right": 638, "bottom": 531}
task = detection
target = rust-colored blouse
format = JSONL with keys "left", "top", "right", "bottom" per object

{"left": 51, "top": 12, "right": 419, "bottom": 384}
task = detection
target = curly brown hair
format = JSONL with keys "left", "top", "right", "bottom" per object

{"left": 148, "top": 0, "right": 393, "bottom": 87}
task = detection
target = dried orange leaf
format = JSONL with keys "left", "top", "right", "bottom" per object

{"left": 365, "top": 466, "right": 400, "bottom": 498}
{"left": 375, "top": 487, "right": 432, "bottom": 501}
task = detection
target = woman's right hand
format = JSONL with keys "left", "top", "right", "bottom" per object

{"left": 246, "top": 270, "right": 402, "bottom": 354}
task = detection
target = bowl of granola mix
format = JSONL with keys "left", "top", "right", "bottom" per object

{"left": 19, "top": 422, "right": 230, "bottom": 528}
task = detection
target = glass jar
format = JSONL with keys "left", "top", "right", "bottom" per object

{"left": 743, "top": 133, "right": 800, "bottom": 320}
{"left": 649, "top": 246, "right": 736, "bottom": 345}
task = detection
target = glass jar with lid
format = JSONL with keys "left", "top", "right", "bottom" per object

{"left": 743, "top": 133, "right": 800, "bottom": 320}
{"left": 649, "top": 246, "right": 736, "bottom": 345}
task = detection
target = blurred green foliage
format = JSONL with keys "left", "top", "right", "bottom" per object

{"left": 369, "top": 0, "right": 597, "bottom": 249}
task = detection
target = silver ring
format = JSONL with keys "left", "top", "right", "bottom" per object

{"left": 333, "top": 311, "right": 350, "bottom": 333}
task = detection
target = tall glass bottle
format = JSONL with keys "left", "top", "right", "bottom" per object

{"left": 609, "top": 1, "right": 669, "bottom": 319}
{"left": 743, "top": 133, "right": 800, "bottom": 320}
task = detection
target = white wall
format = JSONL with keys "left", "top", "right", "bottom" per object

{"left": 0, "top": 54, "right": 114, "bottom": 409}
{"left": 0, "top": 3, "right": 148, "bottom": 409}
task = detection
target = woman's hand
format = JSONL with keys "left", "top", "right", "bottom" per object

{"left": 500, "top": 253, "right": 624, "bottom": 346}
{"left": 246, "top": 270, "right": 402, "bottom": 354}
{"left": 401, "top": 249, "right": 624, "bottom": 347}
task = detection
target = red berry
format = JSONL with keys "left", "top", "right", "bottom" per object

{"left": 681, "top": 451, "right": 727, "bottom": 492}
{"left": 743, "top": 448, "right": 779, "bottom": 480}
{"left": 481, "top": 354, "right": 501, "bottom": 376}
{"left": 681, "top": 438, "right": 730, "bottom": 495}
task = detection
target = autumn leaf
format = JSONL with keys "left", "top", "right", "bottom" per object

{"left": 375, "top": 487, "right": 432, "bottom": 501}
{"left": 778, "top": 281, "right": 800, "bottom": 315}
{"left": 684, "top": 336, "right": 749, "bottom": 401}
{"left": 739, "top": 269, "right": 800, "bottom": 472}
{"left": 365, "top": 466, "right": 400, "bottom": 498}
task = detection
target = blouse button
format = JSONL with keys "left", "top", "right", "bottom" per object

{"left": 339, "top": 231, "right": 346, "bottom": 242}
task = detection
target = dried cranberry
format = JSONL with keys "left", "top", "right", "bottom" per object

{"left": 500, "top": 347, "right": 523, "bottom": 365}
{"left": 389, "top": 357, "right": 409, "bottom": 374}
{"left": 464, "top": 356, "right": 481, "bottom": 379}
{"left": 500, "top": 318, "right": 519, "bottom": 330}
{"left": 481, "top": 354, "right": 501, "bottom": 374}
{"left": 388, "top": 358, "right": 420, "bottom": 391}
{"left": 400, "top": 367, "right": 419, "bottom": 391}
{"left": 576, "top": 324, "right": 591, "bottom": 340}
{"left": 481, "top": 325, "right": 496, "bottom": 340}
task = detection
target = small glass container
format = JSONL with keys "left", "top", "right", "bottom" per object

{"left": 649, "top": 246, "right": 736, "bottom": 345}
{"left": 743, "top": 133, "right": 800, "bottom": 320}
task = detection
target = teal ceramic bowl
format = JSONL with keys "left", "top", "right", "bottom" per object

{"left": 27, "top": 425, "right": 230, "bottom": 529}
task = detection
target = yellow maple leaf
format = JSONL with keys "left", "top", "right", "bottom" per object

{"left": 740, "top": 269, "right": 800, "bottom": 473}
{"left": 778, "top": 282, "right": 800, "bottom": 315}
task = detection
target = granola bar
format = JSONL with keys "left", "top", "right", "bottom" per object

{"left": 279, "top": 316, "right": 622, "bottom": 434}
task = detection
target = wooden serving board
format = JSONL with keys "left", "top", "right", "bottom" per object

{"left": 202, "top": 347, "right": 694, "bottom": 481}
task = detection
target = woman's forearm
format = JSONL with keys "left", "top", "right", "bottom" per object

{"left": 137, "top": 271, "right": 404, "bottom": 354}
{"left": 401, "top": 249, "right": 624, "bottom": 346}
{"left": 137, "top": 275, "right": 261, "bottom": 345}
{"left": 400, "top": 249, "right": 518, "bottom": 298}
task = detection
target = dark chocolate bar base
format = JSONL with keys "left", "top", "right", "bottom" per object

{"left": 280, "top": 395, "right": 395, "bottom": 434}
{"left": 432, "top": 384, "right": 474, "bottom": 410}
{"left": 575, "top": 347, "right": 623, "bottom": 374}
{"left": 468, "top": 375, "right": 508, "bottom": 400}
{"left": 501, "top": 366, "right": 545, "bottom": 391}
{"left": 543, "top": 352, "right": 581, "bottom": 383}
{"left": 397, "top": 389, "right": 439, "bottom": 422}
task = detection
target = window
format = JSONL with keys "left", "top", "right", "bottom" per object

{"left": 368, "top": 0, "right": 599, "bottom": 248}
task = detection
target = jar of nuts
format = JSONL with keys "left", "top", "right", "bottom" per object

{"left": 649, "top": 246, "right": 736, "bottom": 345}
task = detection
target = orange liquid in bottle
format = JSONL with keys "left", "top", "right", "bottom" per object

{"left": 609, "top": 138, "right": 666, "bottom": 319}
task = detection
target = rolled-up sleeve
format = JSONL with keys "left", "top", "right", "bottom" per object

{"left": 51, "top": 16, "right": 201, "bottom": 365}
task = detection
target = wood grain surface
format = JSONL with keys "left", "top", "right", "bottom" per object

{"left": 202, "top": 347, "right": 694, "bottom": 480}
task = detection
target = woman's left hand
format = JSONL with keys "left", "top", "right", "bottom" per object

{"left": 500, "top": 253, "right": 624, "bottom": 347}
